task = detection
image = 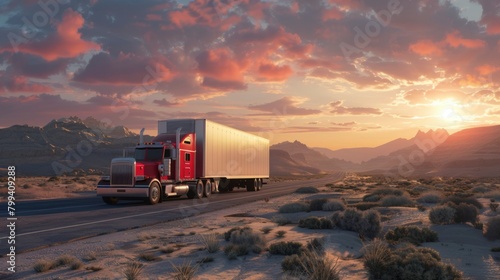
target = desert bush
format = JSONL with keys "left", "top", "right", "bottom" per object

{"left": 339, "top": 208, "right": 363, "bottom": 232}
{"left": 310, "top": 198, "right": 329, "bottom": 211}
{"left": 385, "top": 226, "right": 438, "bottom": 245}
{"left": 224, "top": 227, "right": 266, "bottom": 258}
{"left": 417, "top": 192, "right": 443, "bottom": 204}
{"left": 279, "top": 202, "right": 310, "bottom": 213}
{"left": 200, "top": 233, "right": 220, "bottom": 253}
{"left": 261, "top": 227, "right": 272, "bottom": 234}
{"left": 360, "top": 210, "right": 382, "bottom": 239}
{"left": 363, "top": 188, "right": 406, "bottom": 203}
{"left": 363, "top": 241, "right": 462, "bottom": 280}
{"left": 282, "top": 254, "right": 304, "bottom": 274}
{"left": 380, "top": 195, "right": 415, "bottom": 207}
{"left": 322, "top": 199, "right": 346, "bottom": 211}
{"left": 483, "top": 190, "right": 500, "bottom": 201}
{"left": 306, "top": 237, "right": 325, "bottom": 253}
{"left": 276, "top": 230, "right": 286, "bottom": 238}
{"left": 351, "top": 202, "right": 380, "bottom": 210}
{"left": 449, "top": 203, "right": 478, "bottom": 224}
{"left": 298, "top": 216, "right": 333, "bottom": 229}
{"left": 172, "top": 261, "right": 199, "bottom": 280}
{"left": 490, "top": 202, "right": 499, "bottom": 212}
{"left": 484, "top": 216, "right": 500, "bottom": 241}
{"left": 33, "top": 259, "right": 55, "bottom": 273}
{"left": 70, "top": 260, "right": 84, "bottom": 270}
{"left": 429, "top": 205, "right": 456, "bottom": 225}
{"left": 331, "top": 208, "right": 381, "bottom": 239}
{"left": 123, "top": 262, "right": 144, "bottom": 280}
{"left": 138, "top": 252, "right": 160, "bottom": 261}
{"left": 444, "top": 195, "right": 483, "bottom": 209}
{"left": 224, "top": 226, "right": 247, "bottom": 241}
{"left": 472, "top": 185, "right": 491, "bottom": 194}
{"left": 269, "top": 241, "right": 303, "bottom": 255}
{"left": 295, "top": 186, "right": 319, "bottom": 193}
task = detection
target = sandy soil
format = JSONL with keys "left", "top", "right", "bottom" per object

{"left": 3, "top": 175, "right": 500, "bottom": 279}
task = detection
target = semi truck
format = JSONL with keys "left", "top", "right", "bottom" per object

{"left": 97, "top": 119, "right": 269, "bottom": 205}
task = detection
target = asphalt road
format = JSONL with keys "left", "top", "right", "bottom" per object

{"left": 0, "top": 173, "right": 344, "bottom": 254}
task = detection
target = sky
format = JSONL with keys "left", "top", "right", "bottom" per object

{"left": 0, "top": 0, "right": 499, "bottom": 150}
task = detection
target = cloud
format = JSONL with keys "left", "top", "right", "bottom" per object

{"left": 196, "top": 48, "right": 247, "bottom": 90}
{"left": 0, "top": 71, "right": 52, "bottom": 93}
{"left": 73, "top": 52, "right": 173, "bottom": 85}
{"left": 257, "top": 63, "right": 293, "bottom": 82}
{"left": 14, "top": 9, "right": 100, "bottom": 61}
{"left": 153, "top": 98, "right": 180, "bottom": 107}
{"left": 248, "top": 96, "right": 321, "bottom": 116}
{"left": 329, "top": 100, "right": 382, "bottom": 115}
{"left": 445, "top": 30, "right": 486, "bottom": 49}
{"left": 409, "top": 40, "right": 443, "bottom": 56}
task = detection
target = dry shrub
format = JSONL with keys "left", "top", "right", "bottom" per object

{"left": 363, "top": 241, "right": 462, "bottom": 280}
{"left": 224, "top": 227, "right": 266, "bottom": 259}
{"left": 443, "top": 195, "right": 483, "bottom": 209}
{"left": 417, "top": 192, "right": 443, "bottom": 204}
{"left": 295, "top": 186, "right": 320, "bottom": 193}
{"left": 484, "top": 216, "right": 500, "bottom": 241}
{"left": 298, "top": 216, "right": 333, "bottom": 229}
{"left": 269, "top": 241, "right": 303, "bottom": 255}
{"left": 322, "top": 199, "right": 346, "bottom": 211}
{"left": 172, "top": 260, "right": 199, "bottom": 280}
{"left": 429, "top": 205, "right": 456, "bottom": 225}
{"left": 123, "top": 262, "right": 144, "bottom": 280}
{"left": 380, "top": 195, "right": 415, "bottom": 207}
{"left": 200, "top": 233, "right": 220, "bottom": 253}
{"left": 279, "top": 202, "right": 310, "bottom": 213}
{"left": 331, "top": 208, "right": 381, "bottom": 239}
{"left": 385, "top": 226, "right": 438, "bottom": 245}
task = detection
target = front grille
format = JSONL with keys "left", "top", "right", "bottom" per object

{"left": 111, "top": 163, "right": 134, "bottom": 186}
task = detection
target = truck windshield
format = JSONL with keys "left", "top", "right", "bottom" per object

{"left": 134, "top": 148, "right": 163, "bottom": 161}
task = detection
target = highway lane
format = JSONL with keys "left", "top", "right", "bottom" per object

{"left": 0, "top": 173, "right": 345, "bottom": 253}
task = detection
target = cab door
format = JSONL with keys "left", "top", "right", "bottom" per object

{"left": 181, "top": 151, "right": 193, "bottom": 180}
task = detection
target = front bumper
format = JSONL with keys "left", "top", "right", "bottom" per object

{"left": 97, "top": 181, "right": 149, "bottom": 198}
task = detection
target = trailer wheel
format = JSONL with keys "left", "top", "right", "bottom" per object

{"left": 148, "top": 182, "right": 161, "bottom": 205}
{"left": 256, "top": 179, "right": 262, "bottom": 191}
{"left": 102, "top": 197, "right": 119, "bottom": 205}
{"left": 246, "top": 179, "right": 256, "bottom": 192}
{"left": 204, "top": 180, "right": 212, "bottom": 198}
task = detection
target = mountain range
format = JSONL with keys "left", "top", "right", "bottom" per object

{"left": 1, "top": 117, "right": 499, "bottom": 177}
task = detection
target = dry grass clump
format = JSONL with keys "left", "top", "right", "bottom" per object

{"left": 279, "top": 201, "right": 310, "bottom": 213}
{"left": 123, "top": 262, "right": 144, "bottom": 280}
{"left": 484, "top": 216, "right": 500, "bottom": 241}
{"left": 362, "top": 240, "right": 463, "bottom": 280}
{"left": 385, "top": 226, "right": 438, "bottom": 245}
{"left": 363, "top": 187, "right": 407, "bottom": 202}
{"left": 281, "top": 241, "right": 340, "bottom": 280}
{"left": 33, "top": 255, "right": 82, "bottom": 273}
{"left": 200, "top": 233, "right": 220, "bottom": 253}
{"left": 138, "top": 252, "right": 160, "bottom": 261}
{"left": 171, "top": 260, "right": 199, "bottom": 280}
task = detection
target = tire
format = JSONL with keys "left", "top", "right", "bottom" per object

{"left": 246, "top": 179, "right": 256, "bottom": 192}
{"left": 204, "top": 180, "right": 212, "bottom": 198}
{"left": 102, "top": 197, "right": 119, "bottom": 205}
{"left": 195, "top": 179, "right": 204, "bottom": 199}
{"left": 256, "top": 179, "right": 262, "bottom": 191}
{"left": 148, "top": 182, "right": 161, "bottom": 205}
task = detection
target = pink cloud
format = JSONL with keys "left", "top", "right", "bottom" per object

{"left": 409, "top": 40, "right": 443, "bottom": 56}
{"left": 196, "top": 48, "right": 247, "bottom": 90}
{"left": 16, "top": 9, "right": 100, "bottom": 61}
{"left": 257, "top": 63, "right": 293, "bottom": 82}
{"left": 0, "top": 72, "right": 52, "bottom": 93}
{"left": 445, "top": 30, "right": 485, "bottom": 49}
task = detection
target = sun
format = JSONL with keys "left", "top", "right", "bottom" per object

{"left": 434, "top": 99, "right": 465, "bottom": 122}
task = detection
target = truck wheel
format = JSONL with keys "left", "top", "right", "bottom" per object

{"left": 103, "top": 197, "right": 119, "bottom": 205}
{"left": 148, "top": 182, "right": 161, "bottom": 205}
{"left": 204, "top": 180, "right": 212, "bottom": 198}
{"left": 256, "top": 179, "right": 262, "bottom": 191}
{"left": 195, "top": 180, "right": 204, "bottom": 199}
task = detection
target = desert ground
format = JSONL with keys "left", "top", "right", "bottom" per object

{"left": 2, "top": 174, "right": 500, "bottom": 280}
